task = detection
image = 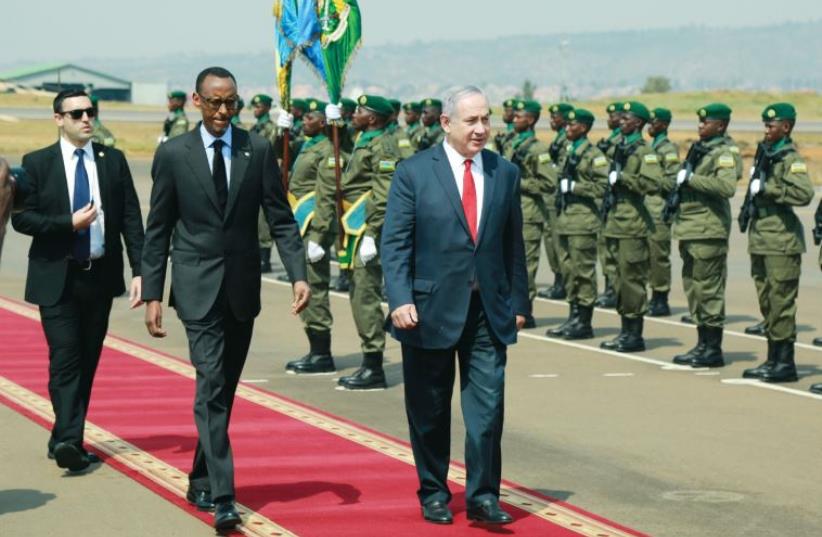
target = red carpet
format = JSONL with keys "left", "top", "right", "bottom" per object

{"left": 0, "top": 297, "right": 647, "bottom": 537}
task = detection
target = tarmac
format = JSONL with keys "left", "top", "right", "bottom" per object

{"left": 1, "top": 157, "right": 821, "bottom": 537}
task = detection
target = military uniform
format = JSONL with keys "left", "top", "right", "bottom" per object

{"left": 599, "top": 102, "right": 663, "bottom": 352}
{"left": 493, "top": 98, "right": 517, "bottom": 155}
{"left": 402, "top": 101, "right": 424, "bottom": 151}
{"left": 646, "top": 108, "right": 680, "bottom": 316}
{"left": 91, "top": 118, "right": 116, "bottom": 147}
{"left": 250, "top": 94, "right": 280, "bottom": 268}
{"left": 741, "top": 103, "right": 814, "bottom": 383}
{"left": 417, "top": 98, "right": 444, "bottom": 151}
{"left": 161, "top": 90, "right": 189, "bottom": 143}
{"left": 595, "top": 102, "right": 624, "bottom": 308}
{"left": 548, "top": 108, "right": 609, "bottom": 340}
{"left": 230, "top": 97, "right": 244, "bottom": 128}
{"left": 339, "top": 97, "right": 358, "bottom": 154}
{"left": 386, "top": 119, "right": 415, "bottom": 160}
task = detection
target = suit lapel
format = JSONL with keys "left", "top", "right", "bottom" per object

{"left": 48, "top": 143, "right": 72, "bottom": 215}
{"left": 184, "top": 129, "right": 220, "bottom": 213}
{"left": 475, "top": 149, "right": 497, "bottom": 248}
{"left": 431, "top": 144, "right": 471, "bottom": 239}
{"left": 225, "top": 128, "right": 251, "bottom": 221}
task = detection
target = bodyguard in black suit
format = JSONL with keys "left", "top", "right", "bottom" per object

{"left": 382, "top": 86, "right": 529, "bottom": 525}
{"left": 12, "top": 90, "right": 144, "bottom": 472}
{"left": 141, "top": 67, "right": 309, "bottom": 531}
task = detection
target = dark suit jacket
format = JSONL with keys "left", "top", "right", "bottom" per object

{"left": 381, "top": 144, "right": 529, "bottom": 349}
{"left": 11, "top": 142, "right": 144, "bottom": 306}
{"left": 141, "top": 126, "right": 306, "bottom": 322}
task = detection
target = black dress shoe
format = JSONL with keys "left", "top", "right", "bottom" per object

{"left": 467, "top": 500, "right": 513, "bottom": 525}
{"left": 289, "top": 353, "right": 336, "bottom": 375}
{"left": 48, "top": 447, "right": 100, "bottom": 464}
{"left": 421, "top": 501, "right": 453, "bottom": 524}
{"left": 53, "top": 442, "right": 90, "bottom": 472}
{"left": 186, "top": 488, "right": 216, "bottom": 512}
{"left": 214, "top": 501, "right": 242, "bottom": 530}
{"left": 337, "top": 366, "right": 387, "bottom": 390}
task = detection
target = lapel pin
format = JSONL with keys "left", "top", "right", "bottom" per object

{"left": 98, "top": 152, "right": 105, "bottom": 158}
{"left": 244, "top": 151, "right": 250, "bottom": 157}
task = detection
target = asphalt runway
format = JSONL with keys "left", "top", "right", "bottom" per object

{"left": 1, "top": 157, "right": 821, "bottom": 536}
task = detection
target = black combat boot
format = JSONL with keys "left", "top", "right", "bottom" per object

{"left": 813, "top": 337, "right": 822, "bottom": 347}
{"left": 563, "top": 305, "right": 594, "bottom": 340}
{"left": 290, "top": 330, "right": 336, "bottom": 374}
{"left": 742, "top": 339, "right": 776, "bottom": 379}
{"left": 690, "top": 326, "right": 725, "bottom": 367}
{"left": 260, "top": 247, "right": 272, "bottom": 273}
{"left": 333, "top": 270, "right": 351, "bottom": 292}
{"left": 760, "top": 340, "right": 798, "bottom": 383}
{"left": 338, "top": 352, "right": 387, "bottom": 390}
{"left": 547, "top": 273, "right": 566, "bottom": 299}
{"left": 648, "top": 291, "right": 671, "bottom": 317}
{"left": 810, "top": 383, "right": 822, "bottom": 395}
{"left": 744, "top": 319, "right": 766, "bottom": 336}
{"left": 546, "top": 303, "right": 578, "bottom": 337}
{"left": 614, "top": 316, "right": 645, "bottom": 353}
{"left": 600, "top": 316, "right": 629, "bottom": 350}
{"left": 680, "top": 314, "right": 694, "bottom": 324}
{"left": 595, "top": 280, "right": 617, "bottom": 309}
{"left": 673, "top": 325, "right": 706, "bottom": 365}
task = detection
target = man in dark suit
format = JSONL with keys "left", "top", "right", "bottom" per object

{"left": 12, "top": 89, "right": 144, "bottom": 472}
{"left": 141, "top": 67, "right": 309, "bottom": 531}
{"left": 382, "top": 86, "right": 529, "bottom": 525}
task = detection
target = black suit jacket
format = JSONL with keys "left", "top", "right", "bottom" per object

{"left": 141, "top": 126, "right": 306, "bottom": 322}
{"left": 12, "top": 142, "right": 144, "bottom": 306}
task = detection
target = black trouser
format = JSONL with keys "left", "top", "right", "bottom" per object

{"left": 40, "top": 262, "right": 113, "bottom": 452}
{"left": 402, "top": 293, "right": 506, "bottom": 508}
{"left": 183, "top": 289, "right": 254, "bottom": 502}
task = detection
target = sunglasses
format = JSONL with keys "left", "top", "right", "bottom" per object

{"left": 198, "top": 95, "right": 239, "bottom": 111}
{"left": 61, "top": 107, "right": 96, "bottom": 120}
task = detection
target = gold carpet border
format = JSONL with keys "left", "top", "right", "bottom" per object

{"left": 0, "top": 297, "right": 639, "bottom": 537}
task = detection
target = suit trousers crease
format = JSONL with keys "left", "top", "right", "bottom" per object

{"left": 402, "top": 294, "right": 506, "bottom": 507}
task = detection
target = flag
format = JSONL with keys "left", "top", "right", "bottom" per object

{"left": 273, "top": 0, "right": 321, "bottom": 107}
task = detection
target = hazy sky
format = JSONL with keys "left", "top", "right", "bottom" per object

{"left": 1, "top": 0, "right": 820, "bottom": 65}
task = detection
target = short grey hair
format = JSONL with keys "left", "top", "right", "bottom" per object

{"left": 442, "top": 85, "right": 487, "bottom": 118}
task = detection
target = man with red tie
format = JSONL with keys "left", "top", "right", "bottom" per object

{"left": 381, "top": 86, "right": 529, "bottom": 525}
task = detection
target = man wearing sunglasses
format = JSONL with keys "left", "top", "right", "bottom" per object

{"left": 141, "top": 66, "right": 309, "bottom": 531}
{"left": 11, "top": 89, "right": 145, "bottom": 473}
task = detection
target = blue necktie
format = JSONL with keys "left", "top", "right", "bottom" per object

{"left": 72, "top": 148, "right": 91, "bottom": 261}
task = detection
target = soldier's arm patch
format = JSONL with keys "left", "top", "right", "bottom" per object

{"left": 398, "top": 139, "right": 411, "bottom": 148}
{"left": 538, "top": 153, "right": 552, "bottom": 164}
{"left": 717, "top": 154, "right": 735, "bottom": 168}
{"left": 790, "top": 161, "right": 808, "bottom": 173}
{"left": 643, "top": 154, "right": 659, "bottom": 164}
{"left": 593, "top": 156, "right": 608, "bottom": 167}
{"left": 664, "top": 153, "right": 680, "bottom": 163}
{"left": 378, "top": 160, "right": 397, "bottom": 172}
{"left": 728, "top": 146, "right": 740, "bottom": 154}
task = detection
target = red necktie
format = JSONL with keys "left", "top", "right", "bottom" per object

{"left": 462, "top": 159, "right": 477, "bottom": 243}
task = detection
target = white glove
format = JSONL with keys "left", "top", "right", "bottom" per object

{"left": 325, "top": 103, "right": 342, "bottom": 121}
{"left": 358, "top": 236, "right": 377, "bottom": 264}
{"left": 277, "top": 112, "right": 294, "bottom": 129}
{"left": 608, "top": 170, "right": 619, "bottom": 186}
{"left": 157, "top": 135, "right": 168, "bottom": 144}
{"left": 560, "top": 178, "right": 573, "bottom": 193}
{"left": 749, "top": 178, "right": 762, "bottom": 195}
{"left": 749, "top": 166, "right": 756, "bottom": 179}
{"left": 676, "top": 169, "right": 689, "bottom": 186}
{"left": 307, "top": 240, "right": 326, "bottom": 263}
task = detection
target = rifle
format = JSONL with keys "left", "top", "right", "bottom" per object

{"left": 661, "top": 142, "right": 710, "bottom": 224}
{"left": 599, "top": 144, "right": 624, "bottom": 223}
{"left": 737, "top": 142, "right": 769, "bottom": 233}
{"left": 556, "top": 149, "right": 581, "bottom": 213}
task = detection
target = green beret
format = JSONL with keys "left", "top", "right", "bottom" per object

{"left": 168, "top": 90, "right": 187, "bottom": 101}
{"left": 251, "top": 94, "right": 273, "bottom": 106}
{"left": 291, "top": 98, "right": 308, "bottom": 113}
{"left": 549, "top": 103, "right": 574, "bottom": 118}
{"left": 305, "top": 98, "right": 328, "bottom": 114}
{"left": 357, "top": 94, "right": 393, "bottom": 117}
{"left": 503, "top": 98, "right": 517, "bottom": 108}
{"left": 422, "top": 98, "right": 442, "bottom": 110}
{"left": 515, "top": 99, "right": 542, "bottom": 116}
{"left": 650, "top": 108, "right": 672, "bottom": 122}
{"left": 568, "top": 108, "right": 595, "bottom": 125}
{"left": 762, "top": 102, "right": 796, "bottom": 122}
{"left": 340, "top": 97, "right": 357, "bottom": 112}
{"left": 388, "top": 99, "right": 402, "bottom": 113}
{"left": 622, "top": 101, "right": 651, "bottom": 122}
{"left": 697, "top": 103, "right": 732, "bottom": 121}
{"left": 402, "top": 101, "right": 422, "bottom": 113}
{"left": 606, "top": 102, "right": 623, "bottom": 114}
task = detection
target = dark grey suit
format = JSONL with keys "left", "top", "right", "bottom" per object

{"left": 141, "top": 126, "right": 306, "bottom": 500}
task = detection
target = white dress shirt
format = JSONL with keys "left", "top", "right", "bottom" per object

{"left": 200, "top": 123, "right": 233, "bottom": 184}
{"left": 60, "top": 136, "right": 105, "bottom": 258}
{"left": 442, "top": 140, "right": 485, "bottom": 230}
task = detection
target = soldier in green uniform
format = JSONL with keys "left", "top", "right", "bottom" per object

{"left": 402, "top": 101, "right": 423, "bottom": 150}
{"left": 669, "top": 104, "right": 742, "bottom": 367}
{"left": 331, "top": 99, "right": 358, "bottom": 291}
{"left": 508, "top": 100, "right": 553, "bottom": 329}
{"left": 645, "top": 108, "right": 679, "bottom": 316}
{"left": 250, "top": 94, "right": 279, "bottom": 272}
{"left": 337, "top": 95, "right": 401, "bottom": 390}
{"left": 493, "top": 98, "right": 517, "bottom": 154}
{"left": 537, "top": 103, "right": 573, "bottom": 300}
{"left": 547, "top": 109, "right": 609, "bottom": 339}
{"left": 594, "top": 102, "right": 624, "bottom": 309}
{"left": 160, "top": 90, "right": 189, "bottom": 143}
{"left": 229, "top": 96, "right": 244, "bottom": 128}
{"left": 276, "top": 99, "right": 345, "bottom": 375}
{"left": 89, "top": 95, "right": 116, "bottom": 147}
{"left": 417, "top": 98, "right": 444, "bottom": 151}
{"left": 740, "top": 103, "right": 814, "bottom": 382}
{"left": 599, "top": 101, "right": 663, "bottom": 352}
{"left": 387, "top": 99, "right": 415, "bottom": 159}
